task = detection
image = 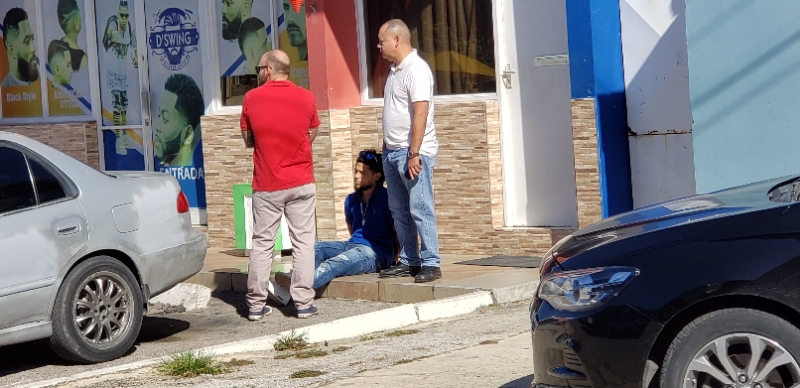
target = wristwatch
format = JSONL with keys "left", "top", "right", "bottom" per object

{"left": 407, "top": 151, "right": 420, "bottom": 158}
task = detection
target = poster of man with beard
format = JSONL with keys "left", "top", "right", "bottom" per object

{"left": 279, "top": 0, "right": 309, "bottom": 89}
{"left": 217, "top": 0, "right": 271, "bottom": 77}
{"left": 1, "top": 4, "right": 43, "bottom": 118}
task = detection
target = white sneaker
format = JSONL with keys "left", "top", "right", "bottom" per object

{"left": 267, "top": 279, "right": 291, "bottom": 306}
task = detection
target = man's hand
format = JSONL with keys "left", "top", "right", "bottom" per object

{"left": 241, "top": 130, "right": 255, "bottom": 148}
{"left": 407, "top": 155, "right": 422, "bottom": 180}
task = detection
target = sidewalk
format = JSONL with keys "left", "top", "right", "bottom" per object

{"left": 186, "top": 248, "right": 542, "bottom": 304}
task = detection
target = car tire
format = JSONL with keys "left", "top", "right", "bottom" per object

{"left": 49, "top": 256, "right": 143, "bottom": 364}
{"left": 660, "top": 308, "right": 800, "bottom": 388}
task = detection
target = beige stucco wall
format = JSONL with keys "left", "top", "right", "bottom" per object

{"left": 0, "top": 100, "right": 602, "bottom": 256}
{"left": 201, "top": 101, "right": 582, "bottom": 256}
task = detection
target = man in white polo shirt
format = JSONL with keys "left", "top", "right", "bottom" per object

{"left": 375, "top": 19, "right": 442, "bottom": 283}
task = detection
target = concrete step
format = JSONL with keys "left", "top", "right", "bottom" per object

{"left": 185, "top": 248, "right": 542, "bottom": 304}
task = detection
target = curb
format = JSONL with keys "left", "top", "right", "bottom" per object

{"left": 17, "top": 291, "right": 497, "bottom": 388}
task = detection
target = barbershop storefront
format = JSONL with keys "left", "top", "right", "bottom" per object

{"left": 1, "top": 0, "right": 618, "bottom": 256}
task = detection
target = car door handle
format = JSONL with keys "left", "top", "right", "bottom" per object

{"left": 57, "top": 224, "right": 79, "bottom": 235}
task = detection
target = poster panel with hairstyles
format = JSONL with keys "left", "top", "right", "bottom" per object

{"left": 0, "top": 0, "right": 43, "bottom": 118}
{"left": 217, "top": 0, "right": 272, "bottom": 77}
{"left": 43, "top": 0, "right": 91, "bottom": 117}
{"left": 145, "top": 0, "right": 207, "bottom": 214}
{"left": 278, "top": 0, "right": 308, "bottom": 89}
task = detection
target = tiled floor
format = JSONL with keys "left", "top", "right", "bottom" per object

{"left": 186, "top": 247, "right": 542, "bottom": 303}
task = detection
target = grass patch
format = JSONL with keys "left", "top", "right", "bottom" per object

{"left": 358, "top": 334, "right": 379, "bottom": 342}
{"left": 223, "top": 358, "right": 255, "bottom": 367}
{"left": 393, "top": 358, "right": 415, "bottom": 365}
{"left": 291, "top": 370, "right": 327, "bottom": 378}
{"left": 274, "top": 330, "right": 309, "bottom": 351}
{"left": 479, "top": 340, "right": 499, "bottom": 345}
{"left": 156, "top": 350, "right": 228, "bottom": 378}
{"left": 332, "top": 346, "right": 350, "bottom": 353}
{"left": 275, "top": 349, "right": 328, "bottom": 360}
{"left": 385, "top": 329, "right": 419, "bottom": 337}
{"left": 294, "top": 349, "right": 328, "bottom": 359}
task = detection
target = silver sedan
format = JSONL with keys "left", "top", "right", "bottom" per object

{"left": 0, "top": 131, "right": 207, "bottom": 363}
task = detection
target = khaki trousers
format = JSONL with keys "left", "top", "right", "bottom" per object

{"left": 246, "top": 183, "right": 317, "bottom": 312}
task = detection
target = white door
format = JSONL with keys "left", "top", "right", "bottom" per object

{"left": 494, "top": 0, "right": 578, "bottom": 227}
{"left": 93, "top": 0, "right": 208, "bottom": 224}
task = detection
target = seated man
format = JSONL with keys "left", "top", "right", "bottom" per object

{"left": 270, "top": 149, "right": 398, "bottom": 304}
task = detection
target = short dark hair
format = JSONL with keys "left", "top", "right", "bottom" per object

{"left": 356, "top": 149, "right": 385, "bottom": 185}
{"left": 3, "top": 8, "right": 28, "bottom": 47}
{"left": 47, "top": 39, "right": 70, "bottom": 65}
{"left": 237, "top": 17, "right": 265, "bottom": 51}
{"left": 164, "top": 73, "right": 204, "bottom": 142}
{"left": 57, "top": 0, "right": 79, "bottom": 32}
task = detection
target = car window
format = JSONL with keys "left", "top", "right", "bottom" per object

{"left": 0, "top": 147, "right": 36, "bottom": 214}
{"left": 28, "top": 158, "right": 67, "bottom": 204}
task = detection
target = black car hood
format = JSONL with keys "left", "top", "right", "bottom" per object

{"left": 575, "top": 174, "right": 800, "bottom": 239}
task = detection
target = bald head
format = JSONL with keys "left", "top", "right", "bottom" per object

{"left": 377, "top": 19, "right": 413, "bottom": 64}
{"left": 381, "top": 19, "right": 411, "bottom": 43}
{"left": 263, "top": 50, "right": 290, "bottom": 74}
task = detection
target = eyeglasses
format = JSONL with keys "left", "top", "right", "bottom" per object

{"left": 359, "top": 150, "right": 377, "bottom": 160}
{"left": 119, "top": 13, "right": 129, "bottom": 19}
{"left": 255, "top": 65, "right": 268, "bottom": 73}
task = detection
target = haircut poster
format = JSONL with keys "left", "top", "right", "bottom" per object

{"left": 0, "top": 0, "right": 43, "bottom": 118}
{"left": 217, "top": 0, "right": 272, "bottom": 77}
{"left": 279, "top": 0, "right": 308, "bottom": 89}
{"left": 96, "top": 0, "right": 145, "bottom": 170}
{"left": 145, "top": 0, "right": 207, "bottom": 216}
{"left": 43, "top": 0, "right": 91, "bottom": 117}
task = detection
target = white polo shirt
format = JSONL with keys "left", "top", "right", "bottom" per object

{"left": 382, "top": 50, "right": 438, "bottom": 156}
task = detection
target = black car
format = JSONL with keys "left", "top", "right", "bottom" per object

{"left": 531, "top": 175, "right": 800, "bottom": 388}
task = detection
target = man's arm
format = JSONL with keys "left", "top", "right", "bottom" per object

{"left": 407, "top": 100, "right": 428, "bottom": 180}
{"left": 347, "top": 223, "right": 354, "bottom": 236}
{"left": 241, "top": 130, "right": 255, "bottom": 148}
{"left": 308, "top": 126, "right": 318, "bottom": 144}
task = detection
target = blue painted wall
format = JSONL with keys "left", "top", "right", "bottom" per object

{"left": 687, "top": 1, "right": 800, "bottom": 193}
{"left": 566, "top": 0, "right": 633, "bottom": 217}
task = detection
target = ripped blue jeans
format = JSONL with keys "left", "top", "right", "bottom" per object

{"left": 313, "top": 241, "right": 378, "bottom": 289}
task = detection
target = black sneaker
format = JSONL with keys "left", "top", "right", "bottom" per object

{"left": 414, "top": 266, "right": 442, "bottom": 283}
{"left": 379, "top": 263, "right": 421, "bottom": 278}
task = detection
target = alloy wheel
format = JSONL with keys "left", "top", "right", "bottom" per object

{"left": 683, "top": 333, "right": 800, "bottom": 388}
{"left": 72, "top": 271, "right": 134, "bottom": 347}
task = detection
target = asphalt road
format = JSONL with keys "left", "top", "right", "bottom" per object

{"left": 37, "top": 301, "right": 534, "bottom": 388}
{"left": 0, "top": 292, "right": 397, "bottom": 387}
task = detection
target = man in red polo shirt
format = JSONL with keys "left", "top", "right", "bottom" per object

{"left": 240, "top": 50, "right": 320, "bottom": 320}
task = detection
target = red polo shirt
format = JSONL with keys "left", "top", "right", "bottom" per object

{"left": 240, "top": 80, "right": 320, "bottom": 192}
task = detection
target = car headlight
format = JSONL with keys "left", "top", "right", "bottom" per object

{"left": 537, "top": 266, "right": 639, "bottom": 312}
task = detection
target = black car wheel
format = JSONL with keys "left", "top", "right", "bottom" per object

{"left": 661, "top": 308, "right": 800, "bottom": 388}
{"left": 49, "top": 256, "right": 143, "bottom": 363}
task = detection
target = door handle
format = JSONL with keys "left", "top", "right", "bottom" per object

{"left": 57, "top": 224, "right": 79, "bottom": 235}
{"left": 502, "top": 64, "right": 515, "bottom": 89}
{"left": 141, "top": 90, "right": 151, "bottom": 127}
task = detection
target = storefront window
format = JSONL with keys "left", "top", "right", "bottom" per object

{"left": 363, "top": 0, "right": 496, "bottom": 98}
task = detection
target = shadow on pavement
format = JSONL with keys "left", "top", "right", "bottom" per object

{"left": 135, "top": 316, "right": 192, "bottom": 344}
{"left": 498, "top": 374, "right": 534, "bottom": 388}
{"left": 211, "top": 290, "right": 300, "bottom": 319}
{"left": 0, "top": 316, "right": 191, "bottom": 377}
